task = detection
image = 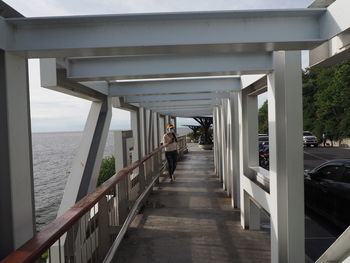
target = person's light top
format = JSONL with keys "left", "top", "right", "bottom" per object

{"left": 163, "top": 133, "right": 178, "bottom": 152}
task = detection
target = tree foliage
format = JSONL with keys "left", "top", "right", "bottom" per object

{"left": 258, "top": 59, "right": 350, "bottom": 141}
{"left": 193, "top": 117, "right": 213, "bottom": 144}
{"left": 258, "top": 100, "right": 268, "bottom": 134}
{"left": 303, "top": 60, "right": 350, "bottom": 141}
{"left": 97, "top": 156, "right": 116, "bottom": 186}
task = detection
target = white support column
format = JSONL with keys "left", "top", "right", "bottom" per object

{"left": 230, "top": 93, "right": 241, "bottom": 208}
{"left": 0, "top": 51, "right": 35, "bottom": 257}
{"left": 268, "top": 51, "right": 304, "bottom": 263}
{"left": 153, "top": 112, "right": 159, "bottom": 148}
{"left": 139, "top": 107, "right": 146, "bottom": 157}
{"left": 144, "top": 109, "right": 151, "bottom": 154}
{"left": 226, "top": 96, "right": 234, "bottom": 204}
{"left": 220, "top": 101, "right": 227, "bottom": 190}
{"left": 147, "top": 110, "right": 154, "bottom": 151}
{"left": 213, "top": 108, "right": 218, "bottom": 175}
{"left": 58, "top": 98, "right": 112, "bottom": 216}
{"left": 239, "top": 88, "right": 260, "bottom": 229}
{"left": 238, "top": 90, "right": 246, "bottom": 227}
{"left": 130, "top": 109, "right": 141, "bottom": 161}
{"left": 159, "top": 115, "right": 165, "bottom": 143}
{"left": 165, "top": 115, "right": 170, "bottom": 127}
{"left": 224, "top": 98, "right": 232, "bottom": 197}
{"left": 215, "top": 107, "right": 222, "bottom": 180}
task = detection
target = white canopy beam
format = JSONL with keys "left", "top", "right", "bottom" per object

{"left": 140, "top": 99, "right": 216, "bottom": 108}
{"left": 309, "top": 30, "right": 350, "bottom": 67}
{"left": 124, "top": 92, "right": 231, "bottom": 103}
{"left": 66, "top": 53, "right": 273, "bottom": 81}
{"left": 40, "top": 59, "right": 107, "bottom": 101}
{"left": 109, "top": 78, "right": 240, "bottom": 96}
{"left": 157, "top": 110, "right": 213, "bottom": 117}
{"left": 0, "top": 9, "right": 332, "bottom": 58}
{"left": 147, "top": 106, "right": 214, "bottom": 112}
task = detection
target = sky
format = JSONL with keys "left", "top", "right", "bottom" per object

{"left": 4, "top": 0, "right": 313, "bottom": 132}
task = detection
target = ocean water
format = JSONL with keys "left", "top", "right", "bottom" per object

{"left": 32, "top": 127, "right": 190, "bottom": 230}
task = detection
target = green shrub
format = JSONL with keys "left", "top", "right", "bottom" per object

{"left": 97, "top": 156, "right": 116, "bottom": 186}
{"left": 187, "top": 131, "right": 199, "bottom": 140}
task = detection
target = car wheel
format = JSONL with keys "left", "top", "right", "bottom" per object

{"left": 314, "top": 144, "right": 318, "bottom": 147}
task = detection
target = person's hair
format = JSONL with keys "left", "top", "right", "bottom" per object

{"left": 171, "top": 132, "right": 177, "bottom": 142}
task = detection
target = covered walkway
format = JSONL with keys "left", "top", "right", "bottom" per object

{"left": 115, "top": 144, "right": 270, "bottom": 263}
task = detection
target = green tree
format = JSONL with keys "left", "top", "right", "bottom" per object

{"left": 302, "top": 59, "right": 350, "bottom": 141}
{"left": 193, "top": 117, "right": 213, "bottom": 144}
{"left": 258, "top": 100, "right": 268, "bottom": 134}
{"left": 97, "top": 156, "right": 116, "bottom": 186}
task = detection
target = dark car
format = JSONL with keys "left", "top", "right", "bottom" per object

{"left": 259, "top": 145, "right": 269, "bottom": 169}
{"left": 259, "top": 135, "right": 269, "bottom": 147}
{"left": 304, "top": 159, "right": 350, "bottom": 231}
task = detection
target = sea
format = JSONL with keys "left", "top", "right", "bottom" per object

{"left": 32, "top": 127, "right": 191, "bottom": 230}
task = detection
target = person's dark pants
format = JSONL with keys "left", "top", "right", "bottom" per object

{"left": 165, "top": 150, "right": 177, "bottom": 178}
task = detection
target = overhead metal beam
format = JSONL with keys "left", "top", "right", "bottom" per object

{"left": 2, "top": 9, "right": 331, "bottom": 57}
{"left": 0, "top": 1, "right": 24, "bottom": 18}
{"left": 66, "top": 53, "right": 273, "bottom": 81}
{"left": 145, "top": 106, "right": 215, "bottom": 112}
{"left": 140, "top": 99, "right": 216, "bottom": 108}
{"left": 124, "top": 92, "right": 231, "bottom": 103}
{"left": 153, "top": 106, "right": 213, "bottom": 112}
{"left": 319, "top": 0, "right": 350, "bottom": 39}
{"left": 157, "top": 110, "right": 213, "bottom": 117}
{"left": 40, "top": 59, "right": 107, "bottom": 101}
{"left": 309, "top": 0, "right": 335, "bottom": 8}
{"left": 309, "top": 29, "right": 350, "bottom": 67}
{"left": 109, "top": 78, "right": 240, "bottom": 97}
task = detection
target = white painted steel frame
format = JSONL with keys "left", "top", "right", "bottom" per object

{"left": 268, "top": 51, "right": 304, "bottom": 263}
{"left": 58, "top": 98, "right": 112, "bottom": 216}
{"left": 66, "top": 53, "right": 273, "bottom": 81}
{"left": 2, "top": 1, "right": 350, "bottom": 261}
{"left": 125, "top": 93, "right": 232, "bottom": 103}
{"left": 0, "top": 9, "right": 332, "bottom": 58}
{"left": 109, "top": 78, "right": 240, "bottom": 96}
{"left": 140, "top": 99, "right": 217, "bottom": 108}
{"left": 0, "top": 52, "right": 35, "bottom": 255}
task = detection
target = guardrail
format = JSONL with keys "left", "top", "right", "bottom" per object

{"left": 2, "top": 137, "right": 187, "bottom": 263}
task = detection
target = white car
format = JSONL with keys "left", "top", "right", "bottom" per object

{"left": 303, "top": 131, "right": 318, "bottom": 147}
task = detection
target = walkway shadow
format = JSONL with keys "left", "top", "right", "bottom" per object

{"left": 114, "top": 145, "right": 270, "bottom": 263}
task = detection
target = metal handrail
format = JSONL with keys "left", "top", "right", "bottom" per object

{"left": 103, "top": 165, "right": 165, "bottom": 263}
{"left": 1, "top": 141, "right": 176, "bottom": 263}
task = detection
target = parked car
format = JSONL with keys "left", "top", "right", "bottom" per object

{"left": 259, "top": 145, "right": 269, "bottom": 169}
{"left": 304, "top": 159, "right": 350, "bottom": 231}
{"left": 303, "top": 131, "right": 318, "bottom": 147}
{"left": 259, "top": 135, "right": 269, "bottom": 148}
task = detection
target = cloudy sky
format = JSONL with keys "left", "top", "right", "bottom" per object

{"left": 4, "top": 0, "right": 313, "bottom": 132}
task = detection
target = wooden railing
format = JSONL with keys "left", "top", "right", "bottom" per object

{"left": 2, "top": 137, "right": 187, "bottom": 263}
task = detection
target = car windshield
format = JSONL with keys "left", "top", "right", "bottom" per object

{"left": 303, "top": 132, "right": 313, "bottom": 136}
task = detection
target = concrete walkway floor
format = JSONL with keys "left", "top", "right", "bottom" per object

{"left": 114, "top": 144, "right": 270, "bottom": 263}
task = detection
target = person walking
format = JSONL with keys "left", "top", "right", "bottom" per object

{"left": 163, "top": 124, "right": 178, "bottom": 183}
{"left": 322, "top": 132, "right": 327, "bottom": 147}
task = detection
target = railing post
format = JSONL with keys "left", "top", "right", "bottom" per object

{"left": 117, "top": 174, "right": 129, "bottom": 225}
{"left": 98, "top": 196, "right": 111, "bottom": 261}
{"left": 138, "top": 162, "right": 146, "bottom": 194}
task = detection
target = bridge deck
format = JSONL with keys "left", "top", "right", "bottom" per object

{"left": 114, "top": 144, "right": 270, "bottom": 262}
